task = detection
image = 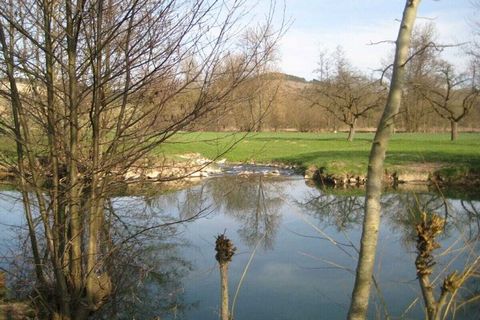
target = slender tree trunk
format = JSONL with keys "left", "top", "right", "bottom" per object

{"left": 450, "top": 120, "right": 458, "bottom": 141}
{"left": 418, "top": 274, "right": 437, "bottom": 319}
{"left": 347, "top": 118, "right": 358, "bottom": 142}
{"left": 0, "top": 22, "right": 46, "bottom": 286}
{"left": 220, "top": 263, "right": 230, "bottom": 320}
{"left": 86, "top": 0, "right": 106, "bottom": 310}
{"left": 65, "top": 2, "right": 86, "bottom": 315}
{"left": 347, "top": 1, "right": 421, "bottom": 319}
{"left": 215, "top": 235, "right": 235, "bottom": 320}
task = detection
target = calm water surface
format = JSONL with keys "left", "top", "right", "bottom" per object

{"left": 1, "top": 175, "right": 479, "bottom": 319}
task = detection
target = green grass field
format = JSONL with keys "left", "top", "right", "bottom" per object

{"left": 1, "top": 132, "right": 478, "bottom": 177}
{"left": 156, "top": 132, "right": 480, "bottom": 176}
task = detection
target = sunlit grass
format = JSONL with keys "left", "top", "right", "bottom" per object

{"left": 1, "top": 131, "right": 478, "bottom": 176}
{"left": 156, "top": 132, "right": 480, "bottom": 175}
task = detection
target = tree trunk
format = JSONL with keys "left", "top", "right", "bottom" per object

{"left": 450, "top": 120, "right": 458, "bottom": 141}
{"left": 215, "top": 235, "right": 235, "bottom": 320}
{"left": 65, "top": 1, "right": 88, "bottom": 308}
{"left": 347, "top": 118, "right": 357, "bottom": 142}
{"left": 347, "top": 1, "right": 421, "bottom": 320}
{"left": 220, "top": 263, "right": 230, "bottom": 320}
{"left": 418, "top": 274, "right": 437, "bottom": 319}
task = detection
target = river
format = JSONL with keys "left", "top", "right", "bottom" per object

{"left": 0, "top": 173, "right": 479, "bottom": 319}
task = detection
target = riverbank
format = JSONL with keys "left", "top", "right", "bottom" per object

{"left": 118, "top": 151, "right": 479, "bottom": 193}
{"left": 155, "top": 132, "right": 480, "bottom": 187}
{"left": 1, "top": 132, "right": 479, "bottom": 188}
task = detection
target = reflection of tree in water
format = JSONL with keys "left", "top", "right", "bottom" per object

{"left": 300, "top": 189, "right": 455, "bottom": 244}
{"left": 385, "top": 192, "right": 479, "bottom": 245}
{"left": 459, "top": 200, "right": 480, "bottom": 241}
{"left": 163, "top": 185, "right": 209, "bottom": 221}
{"left": 139, "top": 184, "right": 210, "bottom": 221}
{"left": 380, "top": 192, "right": 480, "bottom": 318}
{"left": 3, "top": 192, "right": 194, "bottom": 320}
{"left": 206, "top": 176, "right": 285, "bottom": 250}
{"left": 97, "top": 238, "right": 191, "bottom": 319}
{"left": 383, "top": 192, "right": 452, "bottom": 248}
{"left": 92, "top": 198, "right": 194, "bottom": 319}
{"left": 300, "top": 187, "right": 480, "bottom": 318}
{"left": 299, "top": 190, "right": 364, "bottom": 231}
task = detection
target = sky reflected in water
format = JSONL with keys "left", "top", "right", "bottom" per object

{"left": 1, "top": 176, "right": 479, "bottom": 319}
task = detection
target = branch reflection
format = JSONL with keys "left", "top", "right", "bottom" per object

{"left": 207, "top": 175, "right": 285, "bottom": 250}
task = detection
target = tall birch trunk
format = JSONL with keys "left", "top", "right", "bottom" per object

{"left": 347, "top": 1, "right": 421, "bottom": 319}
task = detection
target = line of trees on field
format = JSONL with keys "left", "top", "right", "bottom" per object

{"left": 2, "top": 21, "right": 478, "bottom": 142}
{"left": 189, "top": 23, "right": 480, "bottom": 141}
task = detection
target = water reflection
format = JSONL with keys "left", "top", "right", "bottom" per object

{"left": 96, "top": 196, "right": 198, "bottom": 319}
{"left": 158, "top": 185, "right": 210, "bottom": 221}
{"left": 1, "top": 177, "right": 479, "bottom": 319}
{"left": 0, "top": 189, "right": 196, "bottom": 320}
{"left": 207, "top": 176, "right": 284, "bottom": 249}
{"left": 383, "top": 192, "right": 454, "bottom": 248}
{"left": 459, "top": 200, "right": 480, "bottom": 241}
{"left": 300, "top": 191, "right": 364, "bottom": 231}
{"left": 299, "top": 188, "right": 464, "bottom": 247}
{"left": 143, "top": 175, "right": 285, "bottom": 250}
{"left": 299, "top": 185, "right": 480, "bottom": 319}
{"left": 97, "top": 236, "right": 191, "bottom": 319}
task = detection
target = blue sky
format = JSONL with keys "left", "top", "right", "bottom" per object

{"left": 270, "top": 0, "right": 474, "bottom": 79}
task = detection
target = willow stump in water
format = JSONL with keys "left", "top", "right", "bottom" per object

{"left": 215, "top": 234, "right": 236, "bottom": 320}
{"left": 415, "top": 213, "right": 464, "bottom": 320}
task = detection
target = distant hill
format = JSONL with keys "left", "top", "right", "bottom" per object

{"left": 281, "top": 73, "right": 309, "bottom": 83}
{"left": 261, "top": 72, "right": 309, "bottom": 83}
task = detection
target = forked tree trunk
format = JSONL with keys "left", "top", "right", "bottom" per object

{"left": 347, "top": 1, "right": 421, "bottom": 319}
{"left": 450, "top": 120, "right": 458, "bottom": 141}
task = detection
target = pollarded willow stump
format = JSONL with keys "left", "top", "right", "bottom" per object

{"left": 215, "top": 234, "right": 236, "bottom": 320}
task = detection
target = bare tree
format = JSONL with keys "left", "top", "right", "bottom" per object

{"left": 420, "top": 61, "right": 479, "bottom": 140}
{"left": 0, "top": 0, "right": 282, "bottom": 318}
{"left": 401, "top": 23, "right": 441, "bottom": 132}
{"left": 229, "top": 70, "right": 282, "bottom": 132}
{"left": 469, "top": 0, "right": 480, "bottom": 62}
{"left": 348, "top": 1, "right": 421, "bottom": 319}
{"left": 241, "top": 26, "right": 281, "bottom": 132}
{"left": 312, "top": 48, "right": 386, "bottom": 141}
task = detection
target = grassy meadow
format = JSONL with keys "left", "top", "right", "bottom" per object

{"left": 156, "top": 131, "right": 480, "bottom": 176}
{"left": 1, "top": 131, "right": 478, "bottom": 177}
